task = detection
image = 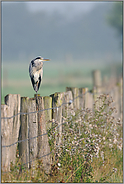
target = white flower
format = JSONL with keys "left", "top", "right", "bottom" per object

{"left": 109, "top": 144, "right": 113, "bottom": 148}
{"left": 103, "top": 137, "right": 105, "bottom": 140}
{"left": 117, "top": 145, "right": 122, "bottom": 151}
{"left": 113, "top": 168, "right": 117, "bottom": 173}
{"left": 58, "top": 163, "right": 61, "bottom": 167}
{"left": 100, "top": 151, "right": 104, "bottom": 161}
{"left": 113, "top": 138, "right": 117, "bottom": 144}
{"left": 109, "top": 139, "right": 112, "bottom": 142}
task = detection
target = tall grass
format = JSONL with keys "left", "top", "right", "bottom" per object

{"left": 2, "top": 94, "right": 122, "bottom": 183}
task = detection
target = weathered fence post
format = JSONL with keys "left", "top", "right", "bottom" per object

{"left": 92, "top": 70, "right": 103, "bottom": 111}
{"left": 1, "top": 94, "right": 20, "bottom": 172}
{"left": 79, "top": 88, "right": 84, "bottom": 109}
{"left": 86, "top": 91, "right": 93, "bottom": 110}
{"left": 43, "top": 96, "right": 52, "bottom": 129}
{"left": 79, "top": 87, "right": 89, "bottom": 109}
{"left": 36, "top": 95, "right": 51, "bottom": 174}
{"left": 66, "top": 87, "right": 80, "bottom": 109}
{"left": 92, "top": 70, "right": 102, "bottom": 94}
{"left": 19, "top": 97, "right": 30, "bottom": 168}
{"left": 50, "top": 92, "right": 64, "bottom": 151}
{"left": 63, "top": 90, "right": 73, "bottom": 118}
{"left": 28, "top": 98, "right": 38, "bottom": 169}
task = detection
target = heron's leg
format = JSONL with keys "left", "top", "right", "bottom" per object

{"left": 36, "top": 91, "right": 38, "bottom": 104}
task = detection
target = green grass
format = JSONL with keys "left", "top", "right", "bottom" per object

{"left": 1, "top": 60, "right": 122, "bottom": 104}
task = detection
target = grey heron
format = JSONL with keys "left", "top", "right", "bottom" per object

{"left": 29, "top": 56, "right": 50, "bottom": 93}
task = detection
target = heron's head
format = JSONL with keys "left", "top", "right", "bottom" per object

{"left": 35, "top": 56, "right": 50, "bottom": 63}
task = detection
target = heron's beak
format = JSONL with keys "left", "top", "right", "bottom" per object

{"left": 42, "top": 58, "right": 50, "bottom": 62}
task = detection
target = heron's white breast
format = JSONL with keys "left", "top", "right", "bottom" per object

{"left": 33, "top": 71, "right": 40, "bottom": 83}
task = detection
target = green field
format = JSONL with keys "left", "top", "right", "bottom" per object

{"left": 1, "top": 60, "right": 122, "bottom": 104}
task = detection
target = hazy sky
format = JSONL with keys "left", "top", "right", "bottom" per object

{"left": 2, "top": 1, "right": 122, "bottom": 62}
{"left": 26, "top": 2, "right": 96, "bottom": 20}
{"left": 27, "top": 2, "right": 96, "bottom": 13}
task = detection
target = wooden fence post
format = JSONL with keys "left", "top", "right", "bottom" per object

{"left": 1, "top": 104, "right": 9, "bottom": 172}
{"left": 81, "top": 88, "right": 89, "bottom": 109}
{"left": 79, "top": 88, "right": 84, "bottom": 109}
{"left": 50, "top": 92, "right": 64, "bottom": 150}
{"left": 28, "top": 98, "right": 38, "bottom": 169}
{"left": 92, "top": 70, "right": 102, "bottom": 94}
{"left": 63, "top": 90, "right": 73, "bottom": 118}
{"left": 66, "top": 87, "right": 80, "bottom": 109}
{"left": 87, "top": 92, "right": 93, "bottom": 110}
{"left": 43, "top": 96, "right": 52, "bottom": 130}
{"left": 36, "top": 95, "right": 51, "bottom": 174}
{"left": 19, "top": 97, "right": 29, "bottom": 168}
{"left": 19, "top": 96, "right": 38, "bottom": 169}
{"left": 79, "top": 87, "right": 91, "bottom": 109}
{"left": 1, "top": 94, "right": 20, "bottom": 172}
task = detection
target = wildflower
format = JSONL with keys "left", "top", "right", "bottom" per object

{"left": 109, "top": 144, "right": 113, "bottom": 148}
{"left": 113, "top": 167, "right": 117, "bottom": 173}
{"left": 58, "top": 163, "right": 61, "bottom": 167}
{"left": 89, "top": 124, "right": 93, "bottom": 129}
{"left": 113, "top": 138, "right": 117, "bottom": 144}
{"left": 16, "top": 154, "right": 19, "bottom": 158}
{"left": 100, "top": 151, "right": 104, "bottom": 161}
{"left": 103, "top": 137, "right": 105, "bottom": 140}
{"left": 117, "top": 144, "right": 122, "bottom": 151}
{"left": 95, "top": 146, "right": 100, "bottom": 158}
{"left": 94, "top": 124, "right": 97, "bottom": 128}
{"left": 66, "top": 149, "right": 69, "bottom": 152}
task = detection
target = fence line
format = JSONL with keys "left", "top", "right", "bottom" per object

{"left": 1, "top": 88, "right": 116, "bottom": 120}
{"left": 1, "top": 88, "right": 116, "bottom": 149}
{"left": 1, "top": 70, "right": 122, "bottom": 174}
{"left": 1, "top": 91, "right": 87, "bottom": 120}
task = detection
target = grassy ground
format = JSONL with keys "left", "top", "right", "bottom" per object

{"left": 1, "top": 60, "right": 122, "bottom": 104}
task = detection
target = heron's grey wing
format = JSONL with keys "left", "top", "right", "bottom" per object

{"left": 29, "top": 62, "right": 35, "bottom": 88}
{"left": 31, "top": 76, "right": 35, "bottom": 87}
{"left": 38, "top": 75, "right": 41, "bottom": 91}
{"left": 37, "top": 68, "right": 43, "bottom": 91}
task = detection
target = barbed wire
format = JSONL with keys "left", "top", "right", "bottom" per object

{"left": 2, "top": 120, "right": 67, "bottom": 148}
{"left": 2, "top": 132, "right": 48, "bottom": 148}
